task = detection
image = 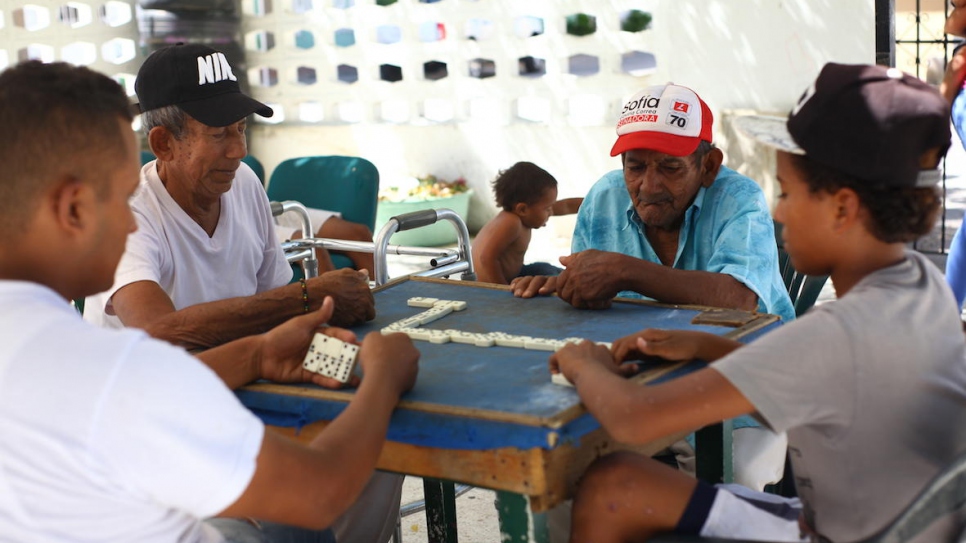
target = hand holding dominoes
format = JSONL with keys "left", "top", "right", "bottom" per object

{"left": 303, "top": 333, "right": 361, "bottom": 383}
{"left": 258, "top": 296, "right": 358, "bottom": 389}
{"left": 302, "top": 330, "right": 419, "bottom": 396}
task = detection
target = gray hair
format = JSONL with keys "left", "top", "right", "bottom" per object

{"left": 692, "top": 140, "right": 715, "bottom": 166}
{"left": 141, "top": 104, "right": 187, "bottom": 140}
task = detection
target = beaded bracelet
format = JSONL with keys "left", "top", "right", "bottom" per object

{"left": 299, "top": 278, "right": 310, "bottom": 313}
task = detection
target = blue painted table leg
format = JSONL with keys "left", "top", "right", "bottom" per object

{"left": 423, "top": 478, "right": 458, "bottom": 543}
{"left": 495, "top": 491, "right": 549, "bottom": 543}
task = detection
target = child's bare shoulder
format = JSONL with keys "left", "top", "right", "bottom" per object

{"left": 478, "top": 211, "right": 524, "bottom": 238}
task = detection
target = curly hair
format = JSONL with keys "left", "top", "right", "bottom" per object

{"left": 492, "top": 162, "right": 558, "bottom": 211}
{"left": 790, "top": 154, "right": 940, "bottom": 243}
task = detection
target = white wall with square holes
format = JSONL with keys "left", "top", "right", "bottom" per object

{"left": 0, "top": 0, "right": 874, "bottom": 232}
{"left": 243, "top": 0, "right": 874, "bottom": 231}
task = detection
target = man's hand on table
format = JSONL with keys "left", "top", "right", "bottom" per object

{"left": 555, "top": 250, "right": 624, "bottom": 309}
{"left": 357, "top": 331, "right": 419, "bottom": 399}
{"left": 309, "top": 268, "right": 376, "bottom": 327}
{"left": 510, "top": 275, "right": 559, "bottom": 298}
{"left": 257, "top": 296, "right": 361, "bottom": 389}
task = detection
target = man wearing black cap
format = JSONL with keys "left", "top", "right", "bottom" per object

{"left": 83, "top": 43, "right": 401, "bottom": 543}
{"left": 553, "top": 63, "right": 966, "bottom": 542}
{"left": 85, "top": 43, "right": 374, "bottom": 349}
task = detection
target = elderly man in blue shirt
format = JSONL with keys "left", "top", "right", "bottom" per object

{"left": 512, "top": 84, "right": 795, "bottom": 500}
{"left": 512, "top": 84, "right": 795, "bottom": 323}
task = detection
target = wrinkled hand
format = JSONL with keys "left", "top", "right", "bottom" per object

{"left": 555, "top": 250, "right": 623, "bottom": 309}
{"left": 549, "top": 340, "right": 625, "bottom": 386}
{"left": 510, "top": 275, "right": 558, "bottom": 298}
{"left": 258, "top": 296, "right": 360, "bottom": 389}
{"left": 613, "top": 329, "right": 707, "bottom": 363}
{"left": 357, "top": 331, "right": 419, "bottom": 398}
{"left": 310, "top": 268, "right": 375, "bottom": 327}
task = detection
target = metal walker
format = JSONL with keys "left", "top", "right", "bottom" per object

{"left": 271, "top": 200, "right": 476, "bottom": 285}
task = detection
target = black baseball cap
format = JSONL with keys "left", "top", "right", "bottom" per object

{"left": 734, "top": 62, "right": 951, "bottom": 187}
{"left": 134, "top": 43, "right": 273, "bottom": 127}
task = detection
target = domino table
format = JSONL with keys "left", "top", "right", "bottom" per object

{"left": 237, "top": 277, "right": 782, "bottom": 543}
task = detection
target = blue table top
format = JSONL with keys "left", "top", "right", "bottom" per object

{"left": 238, "top": 278, "right": 779, "bottom": 451}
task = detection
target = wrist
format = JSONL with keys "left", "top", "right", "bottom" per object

{"left": 245, "top": 336, "right": 267, "bottom": 383}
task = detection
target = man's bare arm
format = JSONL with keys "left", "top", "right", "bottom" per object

{"left": 111, "top": 268, "right": 374, "bottom": 350}
{"left": 617, "top": 256, "right": 759, "bottom": 310}
{"left": 551, "top": 197, "right": 583, "bottom": 216}
{"left": 550, "top": 341, "right": 753, "bottom": 445}
{"left": 555, "top": 250, "right": 758, "bottom": 311}
{"left": 217, "top": 332, "right": 419, "bottom": 529}
{"left": 194, "top": 298, "right": 354, "bottom": 390}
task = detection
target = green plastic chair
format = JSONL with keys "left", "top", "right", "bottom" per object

{"left": 241, "top": 154, "right": 266, "bottom": 185}
{"left": 267, "top": 156, "right": 380, "bottom": 271}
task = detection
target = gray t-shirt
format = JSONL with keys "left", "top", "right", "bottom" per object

{"left": 715, "top": 250, "right": 966, "bottom": 542}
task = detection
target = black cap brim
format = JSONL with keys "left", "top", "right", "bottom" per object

{"left": 176, "top": 92, "right": 273, "bottom": 127}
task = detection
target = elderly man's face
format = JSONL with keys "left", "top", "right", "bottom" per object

{"left": 168, "top": 115, "right": 247, "bottom": 196}
{"left": 622, "top": 147, "right": 714, "bottom": 231}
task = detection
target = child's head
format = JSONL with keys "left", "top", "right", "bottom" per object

{"left": 493, "top": 162, "right": 558, "bottom": 210}
{"left": 492, "top": 162, "right": 559, "bottom": 228}
{"left": 736, "top": 63, "right": 950, "bottom": 257}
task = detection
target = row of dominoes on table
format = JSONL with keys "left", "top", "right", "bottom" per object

{"left": 382, "top": 297, "right": 612, "bottom": 352}
{"left": 302, "top": 296, "right": 609, "bottom": 386}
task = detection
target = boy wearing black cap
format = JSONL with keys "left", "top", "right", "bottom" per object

{"left": 553, "top": 63, "right": 966, "bottom": 542}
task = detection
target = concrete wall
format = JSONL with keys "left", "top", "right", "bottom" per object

{"left": 0, "top": 0, "right": 876, "bottom": 231}
{"left": 244, "top": 0, "right": 875, "bottom": 231}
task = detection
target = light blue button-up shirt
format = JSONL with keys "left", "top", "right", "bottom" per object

{"left": 573, "top": 167, "right": 795, "bottom": 323}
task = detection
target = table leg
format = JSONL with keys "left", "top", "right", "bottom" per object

{"left": 495, "top": 491, "right": 549, "bottom": 543}
{"left": 423, "top": 478, "right": 458, "bottom": 543}
{"left": 694, "top": 419, "right": 734, "bottom": 484}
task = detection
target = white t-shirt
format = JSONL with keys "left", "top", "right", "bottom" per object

{"left": 0, "top": 281, "right": 265, "bottom": 542}
{"left": 85, "top": 161, "right": 292, "bottom": 328}
{"left": 715, "top": 250, "right": 966, "bottom": 542}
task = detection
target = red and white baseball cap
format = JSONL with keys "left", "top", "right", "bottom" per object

{"left": 610, "top": 83, "right": 713, "bottom": 157}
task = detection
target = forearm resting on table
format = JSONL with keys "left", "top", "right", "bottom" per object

{"left": 195, "top": 335, "right": 263, "bottom": 390}
{"left": 618, "top": 261, "right": 758, "bottom": 311}
{"left": 575, "top": 365, "right": 753, "bottom": 445}
{"left": 117, "top": 282, "right": 309, "bottom": 350}
{"left": 220, "top": 373, "right": 403, "bottom": 528}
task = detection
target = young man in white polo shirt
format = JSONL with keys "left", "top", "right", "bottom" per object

{"left": 0, "top": 60, "right": 418, "bottom": 543}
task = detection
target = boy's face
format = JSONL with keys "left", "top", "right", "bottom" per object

{"left": 774, "top": 151, "right": 836, "bottom": 277}
{"left": 517, "top": 186, "right": 557, "bottom": 229}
